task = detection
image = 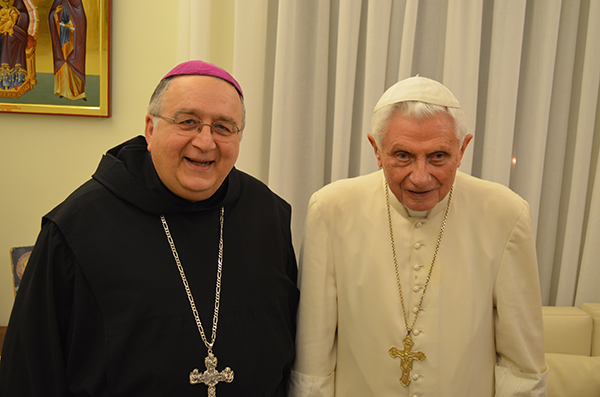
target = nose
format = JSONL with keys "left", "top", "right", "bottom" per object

{"left": 408, "top": 159, "right": 432, "bottom": 187}
{"left": 191, "top": 124, "right": 217, "bottom": 150}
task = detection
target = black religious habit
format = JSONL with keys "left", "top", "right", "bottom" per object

{"left": 0, "top": 136, "right": 299, "bottom": 397}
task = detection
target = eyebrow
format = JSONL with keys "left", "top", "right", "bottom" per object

{"left": 174, "top": 109, "right": 239, "bottom": 126}
{"left": 389, "top": 145, "right": 453, "bottom": 155}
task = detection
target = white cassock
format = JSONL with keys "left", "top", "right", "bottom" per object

{"left": 290, "top": 170, "right": 548, "bottom": 397}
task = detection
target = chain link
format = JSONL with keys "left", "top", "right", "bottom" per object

{"left": 160, "top": 207, "right": 225, "bottom": 353}
{"left": 385, "top": 181, "right": 452, "bottom": 334}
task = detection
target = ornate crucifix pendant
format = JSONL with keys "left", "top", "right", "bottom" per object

{"left": 189, "top": 352, "right": 234, "bottom": 396}
{"left": 389, "top": 334, "right": 425, "bottom": 386}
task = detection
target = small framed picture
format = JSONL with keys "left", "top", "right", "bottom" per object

{"left": 9, "top": 245, "right": 34, "bottom": 296}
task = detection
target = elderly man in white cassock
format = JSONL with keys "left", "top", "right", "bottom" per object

{"left": 289, "top": 76, "right": 548, "bottom": 396}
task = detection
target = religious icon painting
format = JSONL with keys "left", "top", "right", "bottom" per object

{"left": 9, "top": 245, "right": 34, "bottom": 296}
{"left": 0, "top": 0, "right": 110, "bottom": 117}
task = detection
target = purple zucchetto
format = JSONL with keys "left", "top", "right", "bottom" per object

{"left": 162, "top": 60, "right": 243, "bottom": 98}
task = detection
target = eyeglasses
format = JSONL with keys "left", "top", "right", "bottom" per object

{"left": 152, "top": 114, "right": 240, "bottom": 140}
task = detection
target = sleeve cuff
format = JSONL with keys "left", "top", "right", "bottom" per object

{"left": 494, "top": 363, "right": 548, "bottom": 396}
{"left": 288, "top": 369, "right": 335, "bottom": 397}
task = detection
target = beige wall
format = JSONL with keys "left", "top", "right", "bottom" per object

{"left": 0, "top": 1, "right": 182, "bottom": 325}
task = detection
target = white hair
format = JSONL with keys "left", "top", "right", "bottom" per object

{"left": 371, "top": 101, "right": 467, "bottom": 149}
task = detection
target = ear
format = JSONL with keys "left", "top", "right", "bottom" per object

{"left": 144, "top": 114, "right": 156, "bottom": 152}
{"left": 458, "top": 134, "right": 474, "bottom": 167}
{"left": 368, "top": 134, "right": 383, "bottom": 168}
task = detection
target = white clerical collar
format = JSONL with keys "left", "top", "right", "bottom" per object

{"left": 406, "top": 208, "right": 429, "bottom": 218}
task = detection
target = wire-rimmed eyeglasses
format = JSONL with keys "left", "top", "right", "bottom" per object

{"left": 152, "top": 113, "right": 240, "bottom": 140}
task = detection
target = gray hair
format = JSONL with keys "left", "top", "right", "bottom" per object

{"left": 370, "top": 101, "right": 467, "bottom": 149}
{"left": 147, "top": 76, "right": 246, "bottom": 131}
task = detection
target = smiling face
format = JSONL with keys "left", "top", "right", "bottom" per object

{"left": 368, "top": 109, "right": 472, "bottom": 212}
{"left": 144, "top": 75, "right": 244, "bottom": 202}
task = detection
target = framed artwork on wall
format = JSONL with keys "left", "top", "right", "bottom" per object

{"left": 9, "top": 245, "right": 34, "bottom": 296}
{"left": 0, "top": 0, "right": 110, "bottom": 117}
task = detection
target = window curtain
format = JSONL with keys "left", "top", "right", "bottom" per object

{"left": 178, "top": 0, "right": 600, "bottom": 307}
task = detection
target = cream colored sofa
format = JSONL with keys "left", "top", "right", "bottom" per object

{"left": 542, "top": 303, "right": 600, "bottom": 397}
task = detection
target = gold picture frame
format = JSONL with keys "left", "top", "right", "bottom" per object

{"left": 0, "top": 0, "right": 110, "bottom": 117}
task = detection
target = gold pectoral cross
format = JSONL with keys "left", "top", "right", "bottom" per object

{"left": 189, "top": 353, "right": 234, "bottom": 397}
{"left": 389, "top": 334, "right": 425, "bottom": 386}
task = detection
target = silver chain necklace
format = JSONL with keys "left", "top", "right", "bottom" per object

{"left": 160, "top": 207, "right": 234, "bottom": 396}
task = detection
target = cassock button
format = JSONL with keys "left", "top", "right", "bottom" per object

{"left": 414, "top": 264, "right": 421, "bottom": 271}
{"left": 413, "top": 285, "right": 421, "bottom": 292}
{"left": 414, "top": 243, "right": 423, "bottom": 250}
{"left": 412, "top": 307, "right": 419, "bottom": 314}
{"left": 413, "top": 374, "right": 421, "bottom": 381}
{"left": 415, "top": 221, "right": 424, "bottom": 228}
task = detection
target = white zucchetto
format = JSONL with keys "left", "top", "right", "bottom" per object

{"left": 374, "top": 76, "right": 461, "bottom": 112}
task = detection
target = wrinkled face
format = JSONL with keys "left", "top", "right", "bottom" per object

{"left": 369, "top": 110, "right": 472, "bottom": 212}
{"left": 145, "top": 75, "right": 243, "bottom": 201}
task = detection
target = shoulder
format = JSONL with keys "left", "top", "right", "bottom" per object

{"left": 233, "top": 168, "right": 291, "bottom": 214}
{"left": 307, "top": 170, "right": 383, "bottom": 221}
{"left": 45, "top": 179, "right": 112, "bottom": 224}
{"left": 313, "top": 170, "right": 382, "bottom": 203}
{"left": 454, "top": 172, "right": 530, "bottom": 219}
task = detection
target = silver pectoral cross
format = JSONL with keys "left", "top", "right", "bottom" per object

{"left": 189, "top": 352, "right": 234, "bottom": 397}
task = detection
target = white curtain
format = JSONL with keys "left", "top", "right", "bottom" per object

{"left": 178, "top": 0, "right": 600, "bottom": 307}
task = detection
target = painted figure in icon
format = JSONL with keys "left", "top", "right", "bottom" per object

{"left": 0, "top": 0, "right": 30, "bottom": 93}
{"left": 49, "top": 0, "right": 87, "bottom": 101}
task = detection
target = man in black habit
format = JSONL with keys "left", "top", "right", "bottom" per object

{"left": 0, "top": 61, "right": 299, "bottom": 396}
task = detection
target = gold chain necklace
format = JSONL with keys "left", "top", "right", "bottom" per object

{"left": 161, "top": 207, "right": 234, "bottom": 397}
{"left": 385, "top": 181, "right": 453, "bottom": 387}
